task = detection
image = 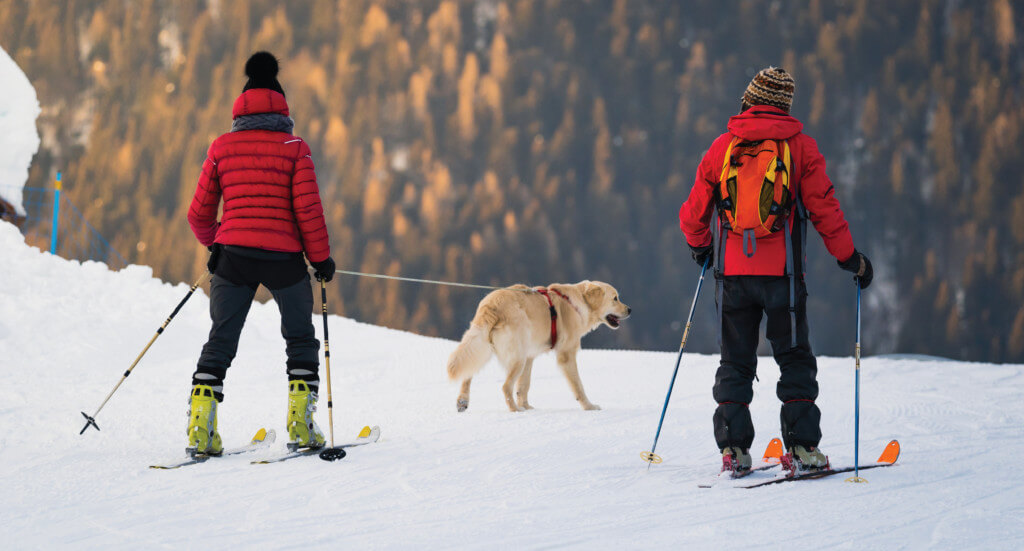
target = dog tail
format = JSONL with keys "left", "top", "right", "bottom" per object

{"left": 447, "top": 311, "right": 497, "bottom": 382}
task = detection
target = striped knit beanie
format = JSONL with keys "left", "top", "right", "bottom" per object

{"left": 741, "top": 67, "right": 795, "bottom": 113}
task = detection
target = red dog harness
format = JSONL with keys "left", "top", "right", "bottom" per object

{"left": 535, "top": 287, "right": 570, "bottom": 349}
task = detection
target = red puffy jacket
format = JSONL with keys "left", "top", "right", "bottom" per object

{"left": 188, "top": 89, "right": 331, "bottom": 262}
{"left": 679, "top": 106, "right": 854, "bottom": 275}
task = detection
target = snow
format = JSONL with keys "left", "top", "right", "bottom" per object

{"left": 1, "top": 220, "right": 1023, "bottom": 549}
{"left": 0, "top": 46, "right": 41, "bottom": 215}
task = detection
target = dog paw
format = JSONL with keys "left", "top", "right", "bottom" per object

{"left": 518, "top": 403, "right": 534, "bottom": 410}
{"left": 456, "top": 398, "right": 468, "bottom": 412}
{"left": 582, "top": 403, "right": 601, "bottom": 411}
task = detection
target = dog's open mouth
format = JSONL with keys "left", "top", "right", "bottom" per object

{"left": 605, "top": 314, "right": 621, "bottom": 328}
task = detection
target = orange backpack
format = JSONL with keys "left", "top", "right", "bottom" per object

{"left": 715, "top": 137, "right": 793, "bottom": 257}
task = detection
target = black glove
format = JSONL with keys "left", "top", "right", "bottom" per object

{"left": 689, "top": 244, "right": 713, "bottom": 268}
{"left": 838, "top": 249, "right": 873, "bottom": 289}
{"left": 311, "top": 257, "right": 336, "bottom": 282}
{"left": 206, "top": 243, "right": 222, "bottom": 274}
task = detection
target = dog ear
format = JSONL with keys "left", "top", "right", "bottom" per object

{"left": 584, "top": 283, "right": 605, "bottom": 309}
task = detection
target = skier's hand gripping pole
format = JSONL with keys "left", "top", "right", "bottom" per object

{"left": 642, "top": 257, "right": 709, "bottom": 467}
{"left": 80, "top": 271, "right": 212, "bottom": 435}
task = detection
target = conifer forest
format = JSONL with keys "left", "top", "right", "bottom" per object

{"left": 3, "top": 0, "right": 1023, "bottom": 362}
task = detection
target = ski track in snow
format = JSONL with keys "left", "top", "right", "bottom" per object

{"left": 1, "top": 222, "right": 1023, "bottom": 549}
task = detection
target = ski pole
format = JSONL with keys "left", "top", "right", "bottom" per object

{"left": 317, "top": 277, "right": 346, "bottom": 461}
{"left": 845, "top": 281, "right": 867, "bottom": 483}
{"left": 80, "top": 271, "right": 211, "bottom": 435}
{"left": 642, "top": 257, "right": 709, "bottom": 467}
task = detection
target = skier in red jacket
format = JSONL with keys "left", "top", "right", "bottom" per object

{"left": 184, "top": 52, "right": 335, "bottom": 457}
{"left": 679, "top": 67, "right": 873, "bottom": 471}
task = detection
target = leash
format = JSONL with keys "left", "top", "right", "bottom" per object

{"left": 316, "top": 266, "right": 580, "bottom": 346}
{"left": 308, "top": 267, "right": 549, "bottom": 297}
{"left": 330, "top": 268, "right": 504, "bottom": 291}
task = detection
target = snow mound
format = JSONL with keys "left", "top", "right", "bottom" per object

{"left": 0, "top": 46, "right": 41, "bottom": 215}
{"left": 1, "top": 222, "right": 1023, "bottom": 548}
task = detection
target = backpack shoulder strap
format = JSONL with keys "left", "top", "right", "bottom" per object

{"left": 780, "top": 139, "right": 791, "bottom": 180}
{"left": 719, "top": 136, "right": 741, "bottom": 183}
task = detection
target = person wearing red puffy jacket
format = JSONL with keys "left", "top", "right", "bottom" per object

{"left": 679, "top": 67, "right": 873, "bottom": 472}
{"left": 183, "top": 52, "right": 334, "bottom": 456}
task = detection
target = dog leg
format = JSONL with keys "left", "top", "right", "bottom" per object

{"left": 516, "top": 358, "right": 535, "bottom": 410}
{"left": 457, "top": 378, "right": 472, "bottom": 412}
{"left": 557, "top": 351, "right": 600, "bottom": 411}
{"left": 503, "top": 360, "right": 528, "bottom": 412}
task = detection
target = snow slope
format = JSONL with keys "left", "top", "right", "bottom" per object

{"left": 0, "top": 46, "right": 41, "bottom": 215}
{"left": 1, "top": 221, "right": 1022, "bottom": 550}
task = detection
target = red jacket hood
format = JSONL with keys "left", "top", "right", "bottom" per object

{"left": 232, "top": 89, "right": 290, "bottom": 119}
{"left": 727, "top": 106, "right": 803, "bottom": 141}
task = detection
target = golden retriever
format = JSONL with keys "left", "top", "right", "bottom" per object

{"left": 447, "top": 281, "right": 631, "bottom": 412}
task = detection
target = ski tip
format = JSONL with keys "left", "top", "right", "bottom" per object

{"left": 877, "top": 439, "right": 900, "bottom": 464}
{"left": 358, "top": 426, "right": 372, "bottom": 438}
{"left": 248, "top": 428, "right": 277, "bottom": 445}
{"left": 762, "top": 438, "right": 784, "bottom": 463}
{"left": 252, "top": 428, "right": 268, "bottom": 443}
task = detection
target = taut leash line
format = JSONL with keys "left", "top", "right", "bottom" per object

{"left": 330, "top": 269, "right": 503, "bottom": 291}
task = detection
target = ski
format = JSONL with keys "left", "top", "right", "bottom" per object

{"left": 251, "top": 425, "right": 380, "bottom": 465}
{"left": 697, "top": 437, "right": 784, "bottom": 488}
{"left": 741, "top": 461, "right": 897, "bottom": 488}
{"left": 149, "top": 428, "right": 276, "bottom": 469}
{"left": 698, "top": 462, "right": 781, "bottom": 488}
{"left": 733, "top": 463, "right": 780, "bottom": 479}
{"left": 739, "top": 439, "right": 901, "bottom": 489}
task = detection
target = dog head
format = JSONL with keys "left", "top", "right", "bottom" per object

{"left": 579, "top": 281, "right": 631, "bottom": 330}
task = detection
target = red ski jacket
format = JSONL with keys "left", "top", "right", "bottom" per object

{"left": 679, "top": 106, "right": 855, "bottom": 275}
{"left": 187, "top": 89, "right": 331, "bottom": 262}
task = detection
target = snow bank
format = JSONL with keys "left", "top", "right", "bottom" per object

{"left": 1, "top": 221, "right": 1023, "bottom": 549}
{"left": 0, "top": 46, "right": 41, "bottom": 215}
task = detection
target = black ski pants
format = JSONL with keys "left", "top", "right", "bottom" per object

{"left": 713, "top": 275, "right": 821, "bottom": 451}
{"left": 193, "top": 247, "right": 319, "bottom": 401}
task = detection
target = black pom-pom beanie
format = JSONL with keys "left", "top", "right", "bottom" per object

{"left": 243, "top": 51, "right": 285, "bottom": 96}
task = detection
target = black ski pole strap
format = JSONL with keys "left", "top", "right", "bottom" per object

{"left": 784, "top": 216, "right": 797, "bottom": 349}
{"left": 713, "top": 213, "right": 727, "bottom": 348}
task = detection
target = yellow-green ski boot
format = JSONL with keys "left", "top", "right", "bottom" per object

{"left": 722, "top": 446, "right": 752, "bottom": 472}
{"left": 186, "top": 385, "right": 223, "bottom": 457}
{"left": 790, "top": 445, "right": 829, "bottom": 471}
{"left": 287, "top": 380, "right": 325, "bottom": 451}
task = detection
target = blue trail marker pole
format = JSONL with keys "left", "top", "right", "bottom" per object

{"left": 49, "top": 172, "right": 62, "bottom": 255}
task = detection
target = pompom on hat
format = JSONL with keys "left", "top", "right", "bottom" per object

{"left": 243, "top": 51, "right": 285, "bottom": 96}
{"left": 741, "top": 67, "right": 795, "bottom": 113}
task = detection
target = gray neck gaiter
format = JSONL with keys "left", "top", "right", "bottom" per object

{"left": 231, "top": 113, "right": 295, "bottom": 134}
